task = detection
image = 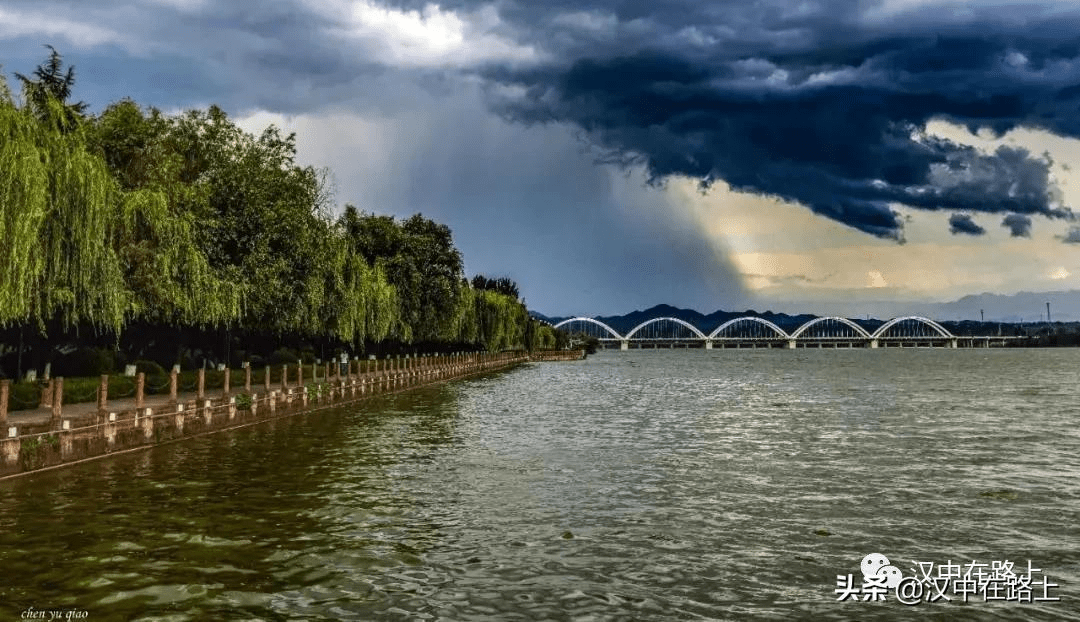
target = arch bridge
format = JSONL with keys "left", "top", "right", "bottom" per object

{"left": 552, "top": 315, "right": 1013, "bottom": 349}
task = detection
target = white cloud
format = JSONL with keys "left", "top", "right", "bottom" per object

{"left": 0, "top": 7, "right": 120, "bottom": 48}
{"left": 311, "top": 0, "right": 542, "bottom": 68}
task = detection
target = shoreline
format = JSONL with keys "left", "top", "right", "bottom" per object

{"left": 0, "top": 350, "right": 585, "bottom": 481}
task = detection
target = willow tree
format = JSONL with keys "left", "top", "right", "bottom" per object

{"left": 333, "top": 207, "right": 400, "bottom": 346}
{"left": 0, "top": 85, "right": 128, "bottom": 332}
{"left": 454, "top": 286, "right": 480, "bottom": 345}
{"left": 0, "top": 77, "right": 45, "bottom": 325}
{"left": 117, "top": 188, "right": 242, "bottom": 327}
{"left": 93, "top": 98, "right": 243, "bottom": 328}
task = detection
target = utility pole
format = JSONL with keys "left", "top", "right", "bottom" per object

{"left": 1046, "top": 301, "right": 1051, "bottom": 324}
{"left": 980, "top": 309, "right": 984, "bottom": 323}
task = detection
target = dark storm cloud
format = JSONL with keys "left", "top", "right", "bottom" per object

{"left": 479, "top": 1, "right": 1080, "bottom": 240}
{"left": 948, "top": 213, "right": 985, "bottom": 237}
{"left": 1061, "top": 227, "right": 1080, "bottom": 244}
{"left": 0, "top": 0, "right": 365, "bottom": 114}
{"left": 1002, "top": 213, "right": 1032, "bottom": 238}
{"left": 317, "top": 80, "right": 751, "bottom": 315}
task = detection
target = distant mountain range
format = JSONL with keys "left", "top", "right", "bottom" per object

{"left": 533, "top": 290, "right": 1080, "bottom": 332}
{"left": 909, "top": 290, "right": 1080, "bottom": 323}
{"left": 769, "top": 290, "right": 1080, "bottom": 323}
{"left": 533, "top": 304, "right": 821, "bottom": 335}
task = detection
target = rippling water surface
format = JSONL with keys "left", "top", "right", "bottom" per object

{"left": 2, "top": 349, "right": 1079, "bottom": 621}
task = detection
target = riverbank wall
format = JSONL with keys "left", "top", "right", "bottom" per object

{"left": 0, "top": 350, "right": 584, "bottom": 479}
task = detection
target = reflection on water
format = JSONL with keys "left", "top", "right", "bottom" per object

{"left": 1, "top": 349, "right": 1078, "bottom": 620}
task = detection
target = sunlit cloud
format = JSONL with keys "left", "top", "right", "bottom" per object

{"left": 867, "top": 270, "right": 888, "bottom": 288}
{"left": 310, "top": 0, "right": 542, "bottom": 68}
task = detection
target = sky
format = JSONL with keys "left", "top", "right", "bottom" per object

{"left": 3, "top": 0, "right": 1080, "bottom": 318}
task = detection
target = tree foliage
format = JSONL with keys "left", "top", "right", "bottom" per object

{"left": 14, "top": 45, "right": 87, "bottom": 133}
{"left": 471, "top": 275, "right": 520, "bottom": 300}
{"left": 0, "top": 47, "right": 558, "bottom": 360}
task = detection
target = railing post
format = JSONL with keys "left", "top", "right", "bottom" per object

{"left": 0, "top": 379, "right": 8, "bottom": 428}
{"left": 197, "top": 368, "right": 205, "bottom": 400}
{"left": 245, "top": 363, "right": 252, "bottom": 393}
{"left": 136, "top": 372, "right": 145, "bottom": 409}
{"left": 223, "top": 367, "right": 230, "bottom": 397}
{"left": 265, "top": 365, "right": 271, "bottom": 392}
{"left": 98, "top": 374, "right": 109, "bottom": 414}
{"left": 298, "top": 364, "right": 304, "bottom": 388}
{"left": 169, "top": 368, "right": 178, "bottom": 404}
{"left": 40, "top": 378, "right": 53, "bottom": 408}
{"left": 281, "top": 364, "right": 289, "bottom": 390}
{"left": 51, "top": 377, "right": 63, "bottom": 428}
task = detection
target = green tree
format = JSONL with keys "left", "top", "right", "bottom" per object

{"left": 2, "top": 47, "right": 543, "bottom": 367}
{"left": 14, "top": 45, "right": 87, "bottom": 133}
{"left": 0, "top": 54, "right": 127, "bottom": 333}
{"left": 90, "top": 99, "right": 240, "bottom": 327}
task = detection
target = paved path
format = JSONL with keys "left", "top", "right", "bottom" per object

{"left": 5, "top": 389, "right": 243, "bottom": 427}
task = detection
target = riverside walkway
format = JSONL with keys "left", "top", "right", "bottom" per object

{"left": 6, "top": 391, "right": 201, "bottom": 427}
{"left": 0, "top": 350, "right": 585, "bottom": 478}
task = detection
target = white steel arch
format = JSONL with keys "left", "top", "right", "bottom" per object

{"left": 872, "top": 316, "right": 954, "bottom": 339}
{"left": 624, "top": 317, "right": 708, "bottom": 340}
{"left": 552, "top": 317, "right": 624, "bottom": 339}
{"left": 790, "top": 316, "right": 872, "bottom": 339}
{"left": 708, "top": 316, "right": 790, "bottom": 339}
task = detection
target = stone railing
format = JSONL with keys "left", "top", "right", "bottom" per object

{"left": 0, "top": 350, "right": 574, "bottom": 478}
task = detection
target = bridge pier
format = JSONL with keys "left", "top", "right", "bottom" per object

{"left": 787, "top": 339, "right": 796, "bottom": 349}
{"left": 950, "top": 338, "right": 958, "bottom": 349}
{"left": 705, "top": 340, "right": 712, "bottom": 350}
{"left": 620, "top": 340, "right": 628, "bottom": 350}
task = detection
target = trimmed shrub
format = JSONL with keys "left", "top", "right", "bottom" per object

{"left": 267, "top": 348, "right": 300, "bottom": 365}
{"left": 54, "top": 347, "right": 117, "bottom": 377}
{"left": 134, "top": 359, "right": 166, "bottom": 376}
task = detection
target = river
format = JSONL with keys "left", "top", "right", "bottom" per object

{"left": 1, "top": 349, "right": 1078, "bottom": 621}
